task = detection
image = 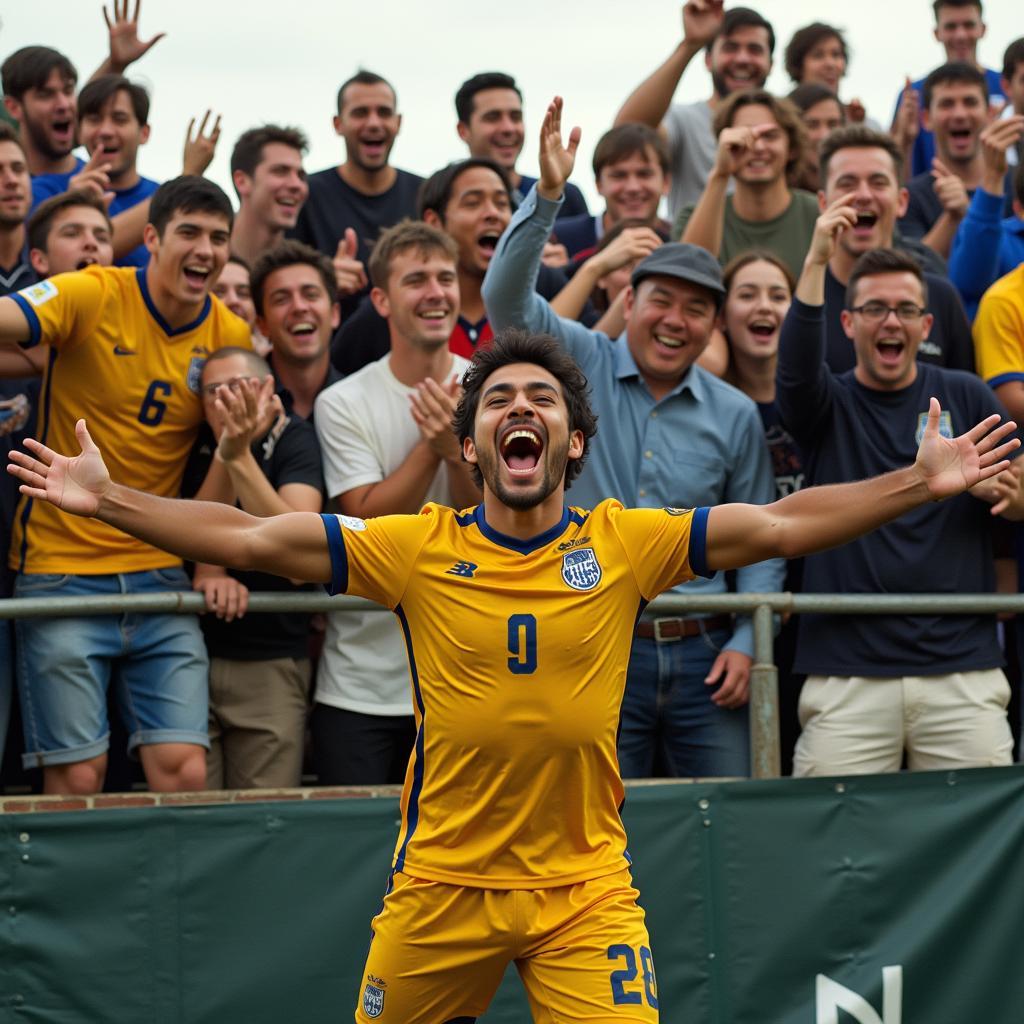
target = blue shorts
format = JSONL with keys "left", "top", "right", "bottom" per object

{"left": 14, "top": 568, "right": 209, "bottom": 768}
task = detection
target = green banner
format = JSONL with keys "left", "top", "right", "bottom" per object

{"left": 2, "top": 767, "right": 1023, "bottom": 1022}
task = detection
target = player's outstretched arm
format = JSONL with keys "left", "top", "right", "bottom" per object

{"left": 705, "top": 399, "right": 1019, "bottom": 571}
{"left": 7, "top": 420, "right": 332, "bottom": 583}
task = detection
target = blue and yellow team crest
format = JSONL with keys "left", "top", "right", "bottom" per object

{"left": 915, "top": 410, "right": 953, "bottom": 445}
{"left": 20, "top": 280, "right": 58, "bottom": 307}
{"left": 362, "top": 981, "right": 385, "bottom": 1018}
{"left": 561, "top": 547, "right": 602, "bottom": 591}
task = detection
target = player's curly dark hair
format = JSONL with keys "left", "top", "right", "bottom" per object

{"left": 453, "top": 329, "right": 598, "bottom": 489}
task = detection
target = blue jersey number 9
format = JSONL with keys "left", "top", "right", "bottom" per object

{"left": 507, "top": 614, "right": 537, "bottom": 675}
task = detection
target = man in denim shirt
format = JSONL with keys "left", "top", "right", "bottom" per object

{"left": 483, "top": 98, "right": 782, "bottom": 777}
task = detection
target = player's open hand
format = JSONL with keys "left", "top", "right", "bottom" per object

{"left": 7, "top": 419, "right": 110, "bottom": 518}
{"left": 915, "top": 397, "right": 1019, "bottom": 501}
{"left": 538, "top": 97, "right": 581, "bottom": 201}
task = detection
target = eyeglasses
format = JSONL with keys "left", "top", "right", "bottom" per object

{"left": 200, "top": 375, "right": 251, "bottom": 397}
{"left": 848, "top": 301, "right": 927, "bottom": 323}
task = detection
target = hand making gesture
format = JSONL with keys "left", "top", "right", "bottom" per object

{"left": 537, "top": 97, "right": 581, "bottom": 202}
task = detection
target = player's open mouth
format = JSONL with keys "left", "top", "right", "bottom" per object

{"left": 183, "top": 265, "right": 211, "bottom": 288}
{"left": 501, "top": 427, "right": 544, "bottom": 475}
{"left": 76, "top": 256, "right": 98, "bottom": 269}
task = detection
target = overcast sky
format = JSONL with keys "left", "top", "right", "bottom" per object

{"left": 2, "top": 1, "right": 1019, "bottom": 209}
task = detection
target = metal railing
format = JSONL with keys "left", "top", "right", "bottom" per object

{"left": 5, "top": 591, "right": 1022, "bottom": 779}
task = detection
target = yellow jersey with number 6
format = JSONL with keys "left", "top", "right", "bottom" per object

{"left": 321, "top": 499, "right": 710, "bottom": 889}
{"left": 9, "top": 266, "right": 250, "bottom": 573}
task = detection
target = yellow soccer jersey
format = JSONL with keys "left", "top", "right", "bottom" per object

{"left": 321, "top": 499, "right": 711, "bottom": 889}
{"left": 973, "top": 265, "right": 1024, "bottom": 388}
{"left": 10, "top": 266, "right": 251, "bottom": 573}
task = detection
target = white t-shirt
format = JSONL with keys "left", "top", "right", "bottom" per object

{"left": 313, "top": 352, "right": 471, "bottom": 715}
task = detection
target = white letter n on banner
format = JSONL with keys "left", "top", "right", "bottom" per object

{"left": 816, "top": 965, "right": 903, "bottom": 1024}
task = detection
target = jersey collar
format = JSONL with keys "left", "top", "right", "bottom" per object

{"left": 473, "top": 504, "right": 574, "bottom": 555}
{"left": 135, "top": 267, "right": 212, "bottom": 337}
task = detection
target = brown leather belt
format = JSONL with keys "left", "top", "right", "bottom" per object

{"left": 635, "top": 614, "right": 732, "bottom": 642}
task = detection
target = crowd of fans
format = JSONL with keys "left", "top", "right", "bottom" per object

{"left": 0, "top": 0, "right": 1023, "bottom": 795}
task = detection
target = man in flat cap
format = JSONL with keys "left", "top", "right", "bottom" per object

{"left": 484, "top": 98, "right": 782, "bottom": 778}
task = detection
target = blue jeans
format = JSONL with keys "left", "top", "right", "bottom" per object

{"left": 618, "top": 627, "right": 750, "bottom": 778}
{"left": 14, "top": 568, "right": 209, "bottom": 768}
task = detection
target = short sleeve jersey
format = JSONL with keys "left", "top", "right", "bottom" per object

{"left": 9, "top": 266, "right": 251, "bottom": 573}
{"left": 973, "top": 266, "right": 1024, "bottom": 388}
{"left": 321, "top": 499, "right": 709, "bottom": 888}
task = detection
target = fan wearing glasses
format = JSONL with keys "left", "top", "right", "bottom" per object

{"left": 772, "top": 197, "right": 1024, "bottom": 778}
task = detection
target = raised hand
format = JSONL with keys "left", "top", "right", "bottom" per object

{"left": 214, "top": 376, "right": 283, "bottom": 463}
{"left": 538, "top": 97, "right": 581, "bottom": 200}
{"left": 806, "top": 192, "right": 858, "bottom": 266}
{"left": 333, "top": 228, "right": 369, "bottom": 295}
{"left": 103, "top": 0, "right": 166, "bottom": 73}
{"left": 930, "top": 158, "right": 969, "bottom": 218}
{"left": 68, "top": 149, "right": 113, "bottom": 200}
{"left": 409, "top": 375, "right": 462, "bottom": 461}
{"left": 969, "top": 459, "right": 1023, "bottom": 516}
{"left": 845, "top": 98, "right": 867, "bottom": 125}
{"left": 7, "top": 419, "right": 111, "bottom": 518}
{"left": 892, "top": 78, "right": 920, "bottom": 148}
{"left": 183, "top": 111, "right": 222, "bottom": 177}
{"left": 712, "top": 123, "right": 775, "bottom": 180}
{"left": 682, "top": 0, "right": 724, "bottom": 49}
{"left": 915, "top": 397, "right": 1019, "bottom": 501}
{"left": 979, "top": 115, "right": 1024, "bottom": 186}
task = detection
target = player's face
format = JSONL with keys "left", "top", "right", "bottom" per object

{"left": 78, "top": 88, "right": 149, "bottom": 183}
{"left": 12, "top": 68, "right": 76, "bottom": 161}
{"left": 721, "top": 259, "right": 791, "bottom": 363}
{"left": 465, "top": 361, "right": 584, "bottom": 511}
{"left": 800, "top": 98, "right": 845, "bottom": 176}
{"left": 333, "top": 82, "right": 401, "bottom": 173}
{"left": 0, "top": 141, "right": 31, "bottom": 229}
{"left": 706, "top": 25, "right": 772, "bottom": 98}
{"left": 146, "top": 209, "right": 231, "bottom": 306}
{"left": 841, "top": 272, "right": 933, "bottom": 391}
{"left": 934, "top": 3, "right": 985, "bottom": 64}
{"left": 31, "top": 204, "right": 113, "bottom": 276}
{"left": 730, "top": 104, "right": 789, "bottom": 186}
{"left": 822, "top": 147, "right": 908, "bottom": 256}
{"left": 800, "top": 35, "right": 846, "bottom": 92}
{"left": 924, "top": 82, "right": 987, "bottom": 163}
{"left": 596, "top": 148, "right": 667, "bottom": 224}
{"left": 211, "top": 261, "right": 256, "bottom": 327}
{"left": 243, "top": 142, "right": 308, "bottom": 230}
{"left": 457, "top": 88, "right": 525, "bottom": 171}
{"left": 256, "top": 263, "right": 338, "bottom": 364}
{"left": 440, "top": 166, "right": 511, "bottom": 278}
{"left": 372, "top": 248, "right": 459, "bottom": 350}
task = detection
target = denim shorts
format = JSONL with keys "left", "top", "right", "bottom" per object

{"left": 14, "top": 568, "right": 210, "bottom": 768}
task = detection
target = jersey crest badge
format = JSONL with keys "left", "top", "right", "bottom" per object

{"left": 362, "top": 982, "right": 385, "bottom": 1018}
{"left": 186, "top": 355, "right": 206, "bottom": 394}
{"left": 915, "top": 410, "right": 953, "bottom": 444}
{"left": 20, "top": 280, "right": 58, "bottom": 307}
{"left": 337, "top": 515, "right": 367, "bottom": 532}
{"left": 561, "top": 547, "right": 602, "bottom": 591}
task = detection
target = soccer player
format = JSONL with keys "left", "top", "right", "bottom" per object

{"left": 0, "top": 175, "right": 250, "bottom": 795}
{"left": 7, "top": 330, "right": 1016, "bottom": 1021}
